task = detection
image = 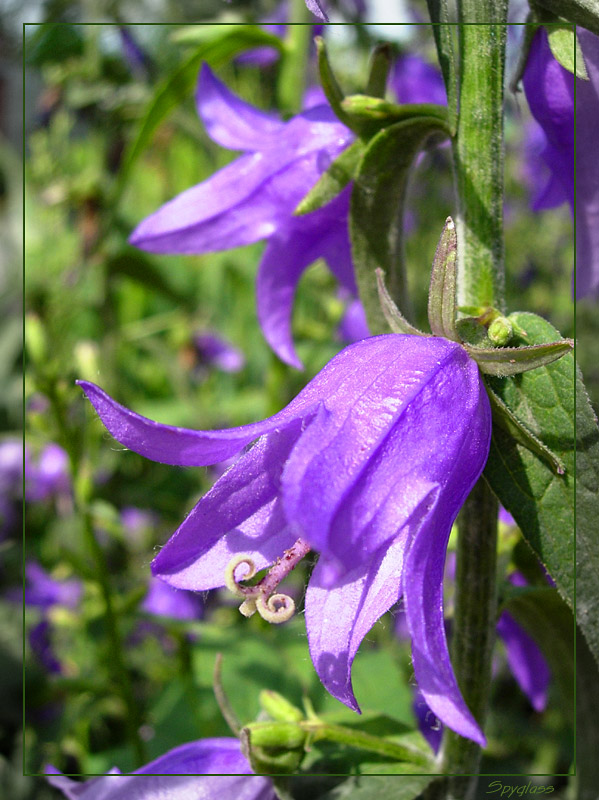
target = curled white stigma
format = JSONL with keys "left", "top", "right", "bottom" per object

{"left": 224, "top": 554, "right": 257, "bottom": 597}
{"left": 255, "top": 592, "right": 296, "bottom": 624}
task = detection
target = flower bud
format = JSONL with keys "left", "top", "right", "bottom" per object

{"left": 259, "top": 690, "right": 304, "bottom": 723}
{"left": 488, "top": 316, "right": 514, "bottom": 347}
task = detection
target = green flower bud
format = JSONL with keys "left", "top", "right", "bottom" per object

{"left": 488, "top": 316, "right": 514, "bottom": 347}
{"left": 259, "top": 690, "right": 304, "bottom": 723}
{"left": 243, "top": 721, "right": 306, "bottom": 751}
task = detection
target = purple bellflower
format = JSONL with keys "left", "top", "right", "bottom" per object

{"left": 391, "top": 54, "right": 447, "bottom": 106}
{"left": 78, "top": 333, "right": 492, "bottom": 745}
{"left": 141, "top": 575, "right": 203, "bottom": 621}
{"left": 192, "top": 331, "right": 246, "bottom": 374}
{"left": 46, "top": 737, "right": 276, "bottom": 799}
{"left": 129, "top": 64, "right": 355, "bottom": 369}
{"left": 523, "top": 27, "right": 599, "bottom": 298}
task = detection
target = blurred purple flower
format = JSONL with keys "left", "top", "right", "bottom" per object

{"left": 119, "top": 27, "right": 152, "bottom": 78}
{"left": 141, "top": 576, "right": 203, "bottom": 621}
{"left": 26, "top": 443, "right": 71, "bottom": 503}
{"left": 391, "top": 54, "right": 447, "bottom": 106}
{"left": 22, "top": 561, "right": 83, "bottom": 610}
{"left": 193, "top": 332, "right": 246, "bottom": 374}
{"left": 0, "top": 438, "right": 25, "bottom": 494}
{"left": 78, "top": 333, "right": 492, "bottom": 745}
{"left": 46, "top": 737, "right": 276, "bottom": 799}
{"left": 130, "top": 64, "right": 355, "bottom": 369}
{"left": 523, "top": 27, "right": 599, "bottom": 298}
{"left": 121, "top": 506, "right": 157, "bottom": 537}
{"left": 9, "top": 562, "right": 83, "bottom": 675}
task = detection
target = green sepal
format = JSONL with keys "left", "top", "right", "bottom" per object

{"left": 464, "top": 337, "right": 574, "bottom": 376}
{"left": 315, "top": 36, "right": 352, "bottom": 129}
{"left": 240, "top": 725, "right": 305, "bottom": 775}
{"left": 365, "top": 43, "right": 393, "bottom": 98}
{"left": 547, "top": 23, "right": 589, "bottom": 78}
{"left": 427, "top": 217, "right": 459, "bottom": 340}
{"left": 350, "top": 116, "right": 450, "bottom": 334}
{"left": 485, "top": 381, "right": 565, "bottom": 475}
{"left": 375, "top": 269, "right": 424, "bottom": 336}
{"left": 294, "top": 139, "right": 364, "bottom": 216}
{"left": 341, "top": 95, "right": 450, "bottom": 139}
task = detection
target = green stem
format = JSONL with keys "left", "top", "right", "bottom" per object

{"left": 302, "top": 722, "right": 432, "bottom": 767}
{"left": 453, "top": 2, "right": 508, "bottom": 311}
{"left": 277, "top": 0, "right": 313, "bottom": 115}
{"left": 437, "top": 2, "right": 507, "bottom": 790}
{"left": 440, "top": 481, "right": 498, "bottom": 790}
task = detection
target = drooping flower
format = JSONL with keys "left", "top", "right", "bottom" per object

{"left": 46, "top": 737, "right": 276, "bottom": 799}
{"left": 78, "top": 333, "right": 492, "bottom": 745}
{"left": 130, "top": 64, "right": 355, "bottom": 368}
{"left": 522, "top": 27, "right": 599, "bottom": 298}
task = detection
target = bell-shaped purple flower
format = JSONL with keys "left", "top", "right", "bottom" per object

{"left": 523, "top": 27, "right": 599, "bottom": 298}
{"left": 130, "top": 64, "right": 355, "bottom": 369}
{"left": 46, "top": 737, "right": 276, "bottom": 799}
{"left": 390, "top": 54, "right": 447, "bottom": 106}
{"left": 78, "top": 334, "right": 492, "bottom": 745}
{"left": 192, "top": 332, "right": 245, "bottom": 374}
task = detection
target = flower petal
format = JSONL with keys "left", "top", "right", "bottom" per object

{"left": 256, "top": 188, "right": 355, "bottom": 369}
{"left": 196, "top": 64, "right": 283, "bottom": 151}
{"left": 76, "top": 380, "right": 319, "bottom": 467}
{"left": 282, "top": 337, "right": 486, "bottom": 569}
{"left": 305, "top": 534, "right": 410, "bottom": 711}
{"left": 129, "top": 145, "right": 347, "bottom": 255}
{"left": 46, "top": 738, "right": 275, "bottom": 800}
{"left": 151, "top": 425, "right": 303, "bottom": 589}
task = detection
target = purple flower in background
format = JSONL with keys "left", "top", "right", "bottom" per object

{"left": 78, "top": 333, "right": 492, "bottom": 745}
{"left": 26, "top": 443, "right": 71, "bottom": 503}
{"left": 193, "top": 332, "right": 245, "bottom": 374}
{"left": 22, "top": 562, "right": 83, "bottom": 610}
{"left": 9, "top": 562, "right": 83, "bottom": 674}
{"left": 337, "top": 295, "right": 370, "bottom": 344}
{"left": 130, "top": 64, "right": 355, "bottom": 369}
{"left": 391, "top": 54, "right": 447, "bottom": 106}
{"left": 46, "top": 737, "right": 276, "bottom": 799}
{"left": 523, "top": 27, "right": 599, "bottom": 298}
{"left": 141, "top": 576, "right": 203, "bottom": 621}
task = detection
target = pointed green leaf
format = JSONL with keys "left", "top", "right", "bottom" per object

{"left": 341, "top": 96, "right": 449, "bottom": 132}
{"left": 349, "top": 116, "right": 450, "bottom": 334}
{"left": 547, "top": 25, "right": 589, "bottom": 79}
{"left": 465, "top": 337, "right": 573, "bottom": 376}
{"left": 486, "top": 383, "right": 565, "bottom": 475}
{"left": 427, "top": 217, "right": 458, "bottom": 340}
{"left": 294, "top": 140, "right": 364, "bottom": 216}
{"left": 483, "top": 312, "right": 599, "bottom": 666}
{"left": 113, "top": 27, "right": 285, "bottom": 203}
{"left": 375, "top": 270, "right": 424, "bottom": 336}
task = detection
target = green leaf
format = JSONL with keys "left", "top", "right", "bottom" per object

{"left": 482, "top": 312, "right": 599, "bottom": 665}
{"left": 349, "top": 116, "right": 450, "bottom": 334}
{"left": 114, "top": 27, "right": 286, "bottom": 202}
{"left": 501, "top": 587, "right": 574, "bottom": 721}
{"left": 340, "top": 96, "right": 449, "bottom": 138}
{"left": 547, "top": 25, "right": 589, "bottom": 79}
{"left": 534, "top": 0, "right": 599, "bottom": 37}
{"left": 319, "top": 775, "right": 435, "bottom": 799}
{"left": 294, "top": 140, "right": 364, "bottom": 216}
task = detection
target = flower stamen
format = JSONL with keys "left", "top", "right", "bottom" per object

{"left": 224, "top": 538, "right": 311, "bottom": 625}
